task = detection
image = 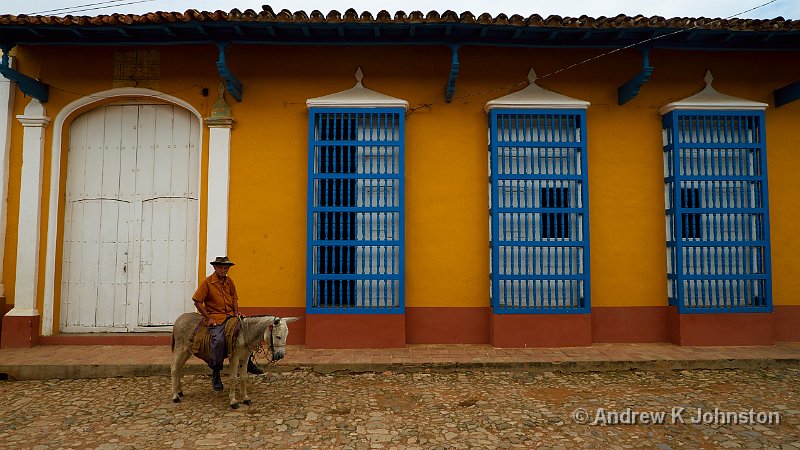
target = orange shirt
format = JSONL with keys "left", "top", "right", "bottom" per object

{"left": 192, "top": 273, "right": 238, "bottom": 323}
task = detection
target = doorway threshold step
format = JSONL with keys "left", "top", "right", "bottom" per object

{"left": 40, "top": 333, "right": 171, "bottom": 346}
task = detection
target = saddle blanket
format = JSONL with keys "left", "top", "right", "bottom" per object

{"left": 190, "top": 317, "right": 241, "bottom": 365}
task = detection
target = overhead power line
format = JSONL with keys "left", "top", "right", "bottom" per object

{"left": 19, "top": 0, "right": 784, "bottom": 111}
{"left": 537, "top": 0, "right": 779, "bottom": 82}
{"left": 410, "top": 0, "right": 781, "bottom": 111}
{"left": 28, "top": 0, "right": 154, "bottom": 16}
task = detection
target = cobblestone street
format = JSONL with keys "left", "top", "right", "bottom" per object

{"left": 1, "top": 367, "right": 799, "bottom": 449}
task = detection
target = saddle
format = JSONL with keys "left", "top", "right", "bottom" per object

{"left": 189, "top": 317, "right": 242, "bottom": 365}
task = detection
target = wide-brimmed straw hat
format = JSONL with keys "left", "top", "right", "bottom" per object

{"left": 210, "top": 256, "right": 235, "bottom": 266}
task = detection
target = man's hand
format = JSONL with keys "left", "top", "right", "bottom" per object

{"left": 205, "top": 317, "right": 218, "bottom": 327}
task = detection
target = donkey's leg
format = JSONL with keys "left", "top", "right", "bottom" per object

{"left": 176, "top": 349, "right": 192, "bottom": 397}
{"left": 228, "top": 353, "right": 240, "bottom": 408}
{"left": 239, "top": 356, "right": 251, "bottom": 406}
{"left": 171, "top": 347, "right": 192, "bottom": 403}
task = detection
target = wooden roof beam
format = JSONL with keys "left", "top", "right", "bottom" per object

{"left": 215, "top": 43, "right": 242, "bottom": 102}
{"left": 775, "top": 80, "right": 800, "bottom": 108}
{"left": 618, "top": 48, "right": 654, "bottom": 105}
{"left": 444, "top": 44, "right": 461, "bottom": 102}
{"left": 0, "top": 45, "right": 49, "bottom": 102}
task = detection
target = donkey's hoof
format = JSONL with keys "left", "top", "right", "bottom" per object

{"left": 172, "top": 397, "right": 181, "bottom": 403}
{"left": 242, "top": 399, "right": 252, "bottom": 406}
{"left": 230, "top": 403, "right": 239, "bottom": 409}
{"left": 178, "top": 391, "right": 184, "bottom": 398}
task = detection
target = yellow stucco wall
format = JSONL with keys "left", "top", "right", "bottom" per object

{"left": 2, "top": 43, "right": 800, "bottom": 334}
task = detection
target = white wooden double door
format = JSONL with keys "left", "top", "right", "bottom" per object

{"left": 61, "top": 104, "right": 200, "bottom": 332}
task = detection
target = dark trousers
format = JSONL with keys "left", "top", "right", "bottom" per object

{"left": 208, "top": 317, "right": 231, "bottom": 372}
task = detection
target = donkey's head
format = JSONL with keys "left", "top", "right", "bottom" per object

{"left": 266, "top": 316, "right": 300, "bottom": 361}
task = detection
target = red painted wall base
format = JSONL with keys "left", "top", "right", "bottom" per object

{"left": 667, "top": 307, "right": 774, "bottom": 346}
{"left": 305, "top": 314, "right": 406, "bottom": 348}
{"left": 774, "top": 306, "right": 800, "bottom": 342}
{"left": 40, "top": 334, "right": 170, "bottom": 345}
{"left": 406, "top": 307, "right": 489, "bottom": 344}
{"left": 7, "top": 305, "right": 799, "bottom": 348}
{"left": 1, "top": 314, "right": 41, "bottom": 348}
{"left": 490, "top": 313, "right": 592, "bottom": 347}
{"left": 0, "top": 295, "right": 6, "bottom": 342}
{"left": 592, "top": 306, "right": 669, "bottom": 343}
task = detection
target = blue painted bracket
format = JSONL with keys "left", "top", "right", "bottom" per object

{"left": 215, "top": 43, "right": 242, "bottom": 102}
{"left": 774, "top": 80, "right": 800, "bottom": 107}
{"left": 0, "top": 45, "right": 49, "bottom": 103}
{"left": 617, "top": 49, "right": 654, "bottom": 105}
{"left": 444, "top": 44, "right": 461, "bottom": 103}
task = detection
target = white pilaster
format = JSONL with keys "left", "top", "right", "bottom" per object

{"left": 0, "top": 52, "right": 16, "bottom": 300}
{"left": 205, "top": 83, "right": 234, "bottom": 276}
{"left": 9, "top": 98, "right": 50, "bottom": 317}
{"left": 205, "top": 124, "right": 233, "bottom": 274}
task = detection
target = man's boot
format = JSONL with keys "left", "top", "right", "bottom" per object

{"left": 212, "top": 370, "right": 224, "bottom": 391}
{"left": 247, "top": 355, "right": 264, "bottom": 375}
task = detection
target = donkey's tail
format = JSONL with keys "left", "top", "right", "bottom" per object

{"left": 171, "top": 333, "right": 175, "bottom": 352}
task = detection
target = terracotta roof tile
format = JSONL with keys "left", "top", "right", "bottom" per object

{"left": 343, "top": 8, "right": 359, "bottom": 22}
{"left": 0, "top": 5, "right": 798, "bottom": 32}
{"left": 459, "top": 12, "right": 477, "bottom": 24}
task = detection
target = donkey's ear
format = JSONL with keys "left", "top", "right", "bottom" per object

{"left": 283, "top": 316, "right": 301, "bottom": 323}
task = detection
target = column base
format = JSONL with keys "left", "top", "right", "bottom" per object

{"left": 0, "top": 294, "right": 5, "bottom": 340}
{"left": 1, "top": 313, "right": 40, "bottom": 348}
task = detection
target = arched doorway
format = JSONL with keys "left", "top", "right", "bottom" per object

{"left": 60, "top": 102, "right": 200, "bottom": 331}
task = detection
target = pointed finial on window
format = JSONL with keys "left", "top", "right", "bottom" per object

{"left": 704, "top": 70, "right": 714, "bottom": 87}
{"left": 355, "top": 67, "right": 364, "bottom": 87}
{"left": 528, "top": 68, "right": 538, "bottom": 84}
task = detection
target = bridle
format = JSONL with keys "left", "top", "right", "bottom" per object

{"left": 242, "top": 316, "right": 281, "bottom": 364}
{"left": 263, "top": 323, "right": 278, "bottom": 363}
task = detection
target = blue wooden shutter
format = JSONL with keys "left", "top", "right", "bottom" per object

{"left": 663, "top": 111, "right": 772, "bottom": 313}
{"left": 489, "top": 109, "right": 590, "bottom": 313}
{"left": 307, "top": 108, "right": 405, "bottom": 313}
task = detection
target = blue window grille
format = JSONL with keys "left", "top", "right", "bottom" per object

{"left": 662, "top": 111, "right": 772, "bottom": 313}
{"left": 307, "top": 108, "right": 405, "bottom": 313}
{"left": 489, "top": 109, "right": 590, "bottom": 314}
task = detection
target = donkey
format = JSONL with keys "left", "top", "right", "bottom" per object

{"left": 170, "top": 312, "right": 299, "bottom": 408}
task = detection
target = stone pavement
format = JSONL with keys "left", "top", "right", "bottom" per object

{"left": 2, "top": 341, "right": 800, "bottom": 380}
{"left": 3, "top": 342, "right": 800, "bottom": 448}
{"left": 1, "top": 367, "right": 799, "bottom": 449}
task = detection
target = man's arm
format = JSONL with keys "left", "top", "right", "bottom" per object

{"left": 232, "top": 298, "right": 241, "bottom": 317}
{"left": 193, "top": 300, "right": 217, "bottom": 327}
{"left": 231, "top": 278, "right": 241, "bottom": 317}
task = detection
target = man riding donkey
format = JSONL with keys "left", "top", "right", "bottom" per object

{"left": 192, "top": 256, "right": 263, "bottom": 391}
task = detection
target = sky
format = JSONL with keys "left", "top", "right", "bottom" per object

{"left": 2, "top": 0, "right": 798, "bottom": 19}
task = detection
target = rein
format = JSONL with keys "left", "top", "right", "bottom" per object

{"left": 239, "top": 317, "right": 279, "bottom": 364}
